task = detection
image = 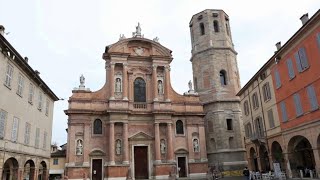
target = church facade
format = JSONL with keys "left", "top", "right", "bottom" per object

{"left": 64, "top": 24, "right": 208, "bottom": 179}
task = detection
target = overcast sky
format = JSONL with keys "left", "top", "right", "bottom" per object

{"left": 1, "top": 1, "right": 319, "bottom": 146}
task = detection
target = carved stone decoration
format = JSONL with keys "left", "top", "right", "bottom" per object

{"left": 76, "top": 139, "right": 83, "bottom": 155}
{"left": 193, "top": 138, "right": 200, "bottom": 152}
{"left": 134, "top": 47, "right": 145, "bottom": 56}
{"left": 115, "top": 78, "right": 122, "bottom": 92}
{"left": 160, "top": 139, "right": 166, "bottom": 154}
{"left": 116, "top": 139, "right": 122, "bottom": 155}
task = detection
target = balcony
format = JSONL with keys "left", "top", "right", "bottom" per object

{"left": 250, "top": 131, "right": 266, "bottom": 144}
{"left": 133, "top": 102, "right": 147, "bottom": 109}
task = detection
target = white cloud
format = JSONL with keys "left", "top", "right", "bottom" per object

{"left": 0, "top": 0, "right": 319, "bottom": 146}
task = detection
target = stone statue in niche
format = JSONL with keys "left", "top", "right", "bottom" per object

{"left": 115, "top": 78, "right": 122, "bottom": 92}
{"left": 158, "top": 80, "right": 164, "bottom": 95}
{"left": 76, "top": 139, "right": 83, "bottom": 155}
{"left": 116, "top": 139, "right": 121, "bottom": 155}
{"left": 193, "top": 139, "right": 199, "bottom": 152}
{"left": 160, "top": 139, "right": 166, "bottom": 154}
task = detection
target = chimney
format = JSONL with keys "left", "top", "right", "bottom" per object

{"left": 24, "top": 57, "right": 28, "bottom": 63}
{"left": 276, "top": 42, "right": 281, "bottom": 50}
{"left": 300, "top": 13, "right": 309, "bottom": 25}
{"left": 0, "top": 25, "right": 5, "bottom": 36}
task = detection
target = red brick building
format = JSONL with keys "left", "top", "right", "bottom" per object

{"left": 270, "top": 10, "right": 320, "bottom": 178}
{"left": 64, "top": 24, "right": 208, "bottom": 179}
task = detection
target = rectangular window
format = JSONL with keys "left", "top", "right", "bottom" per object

{"left": 293, "top": 93, "right": 303, "bottom": 117}
{"left": 0, "top": 110, "right": 8, "bottom": 139}
{"left": 11, "top": 117, "right": 19, "bottom": 142}
{"left": 274, "top": 69, "right": 281, "bottom": 88}
{"left": 53, "top": 158, "right": 59, "bottom": 165}
{"left": 244, "top": 101, "right": 250, "bottom": 116}
{"left": 286, "top": 59, "right": 295, "bottom": 79}
{"left": 28, "top": 83, "right": 34, "bottom": 104}
{"left": 255, "top": 118, "right": 264, "bottom": 138}
{"left": 280, "top": 101, "right": 288, "bottom": 122}
{"left": 295, "top": 47, "right": 309, "bottom": 72}
{"left": 246, "top": 123, "right": 252, "bottom": 137}
{"left": 307, "top": 85, "right": 318, "bottom": 111}
{"left": 45, "top": 99, "right": 49, "bottom": 116}
{"left": 35, "top": 128, "right": 40, "bottom": 148}
{"left": 226, "top": 119, "right": 233, "bottom": 130}
{"left": 17, "top": 73, "right": 24, "bottom": 96}
{"left": 24, "top": 122, "right": 31, "bottom": 144}
{"left": 43, "top": 131, "right": 47, "bottom": 149}
{"left": 267, "top": 109, "right": 275, "bottom": 128}
{"left": 252, "top": 93, "right": 259, "bottom": 109}
{"left": 4, "top": 64, "right": 13, "bottom": 88}
{"left": 262, "top": 83, "right": 272, "bottom": 101}
{"left": 38, "top": 91, "right": 43, "bottom": 110}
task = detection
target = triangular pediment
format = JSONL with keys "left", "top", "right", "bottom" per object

{"left": 106, "top": 38, "right": 172, "bottom": 58}
{"left": 129, "top": 132, "right": 154, "bottom": 141}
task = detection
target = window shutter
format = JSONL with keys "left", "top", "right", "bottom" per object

{"left": 0, "top": 110, "right": 7, "bottom": 138}
{"left": 299, "top": 47, "right": 309, "bottom": 69}
{"left": 280, "top": 101, "right": 288, "bottom": 122}
{"left": 267, "top": 109, "right": 275, "bottom": 128}
{"left": 286, "top": 59, "right": 295, "bottom": 79}
{"left": 307, "top": 85, "right": 318, "bottom": 111}
{"left": 11, "top": 117, "right": 19, "bottom": 142}
{"left": 295, "top": 52, "right": 303, "bottom": 72}
{"left": 24, "top": 123, "right": 30, "bottom": 144}
{"left": 294, "top": 93, "right": 303, "bottom": 116}
{"left": 275, "top": 70, "right": 281, "bottom": 88}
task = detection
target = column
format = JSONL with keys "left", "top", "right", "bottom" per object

{"left": 122, "top": 63, "right": 128, "bottom": 100}
{"left": 123, "top": 123, "right": 129, "bottom": 164}
{"left": 167, "top": 123, "right": 174, "bottom": 162}
{"left": 164, "top": 65, "right": 171, "bottom": 101}
{"left": 154, "top": 123, "right": 161, "bottom": 163}
{"left": 313, "top": 148, "right": 320, "bottom": 177}
{"left": 152, "top": 65, "right": 158, "bottom": 101}
{"left": 109, "top": 122, "right": 115, "bottom": 165}
{"left": 199, "top": 125, "right": 207, "bottom": 161}
{"left": 110, "top": 63, "right": 115, "bottom": 100}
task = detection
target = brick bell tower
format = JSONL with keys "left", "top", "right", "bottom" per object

{"left": 189, "top": 9, "right": 246, "bottom": 171}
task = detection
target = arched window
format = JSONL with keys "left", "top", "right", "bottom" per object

{"left": 176, "top": 120, "right": 184, "bottom": 134}
{"left": 134, "top": 78, "right": 146, "bottom": 102}
{"left": 213, "top": 20, "right": 219, "bottom": 32}
{"left": 93, "top": 119, "right": 102, "bottom": 134}
{"left": 220, "top": 70, "right": 227, "bottom": 85}
{"left": 200, "top": 23, "right": 205, "bottom": 35}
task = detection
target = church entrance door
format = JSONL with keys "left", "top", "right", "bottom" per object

{"left": 92, "top": 159, "right": 102, "bottom": 180}
{"left": 134, "top": 146, "right": 148, "bottom": 179}
{"left": 178, "top": 157, "right": 187, "bottom": 177}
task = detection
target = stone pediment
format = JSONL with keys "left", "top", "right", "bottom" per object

{"left": 129, "top": 132, "right": 154, "bottom": 141}
{"left": 174, "top": 148, "right": 189, "bottom": 154}
{"left": 89, "top": 148, "right": 106, "bottom": 156}
{"left": 106, "top": 38, "right": 172, "bottom": 58}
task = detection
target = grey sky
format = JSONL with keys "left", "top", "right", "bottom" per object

{"left": 1, "top": 1, "right": 319, "bottom": 146}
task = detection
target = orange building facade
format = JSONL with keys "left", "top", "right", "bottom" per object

{"left": 270, "top": 11, "right": 320, "bottom": 178}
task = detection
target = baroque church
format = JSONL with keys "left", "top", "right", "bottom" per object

{"left": 64, "top": 9, "right": 246, "bottom": 180}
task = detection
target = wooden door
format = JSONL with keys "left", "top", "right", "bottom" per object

{"left": 134, "top": 146, "right": 148, "bottom": 179}
{"left": 92, "top": 159, "right": 102, "bottom": 180}
{"left": 178, "top": 157, "right": 187, "bottom": 177}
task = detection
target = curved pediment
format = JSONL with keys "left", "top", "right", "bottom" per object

{"left": 89, "top": 148, "right": 106, "bottom": 156}
{"left": 174, "top": 148, "right": 189, "bottom": 154}
{"left": 106, "top": 38, "right": 172, "bottom": 58}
